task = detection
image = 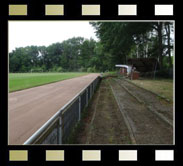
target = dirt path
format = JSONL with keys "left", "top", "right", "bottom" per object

{"left": 9, "top": 73, "right": 100, "bottom": 145}
{"left": 109, "top": 78, "right": 173, "bottom": 144}
{"left": 73, "top": 78, "right": 132, "bottom": 144}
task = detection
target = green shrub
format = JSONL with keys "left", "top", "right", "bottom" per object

{"left": 78, "top": 67, "right": 87, "bottom": 72}
{"left": 87, "top": 66, "right": 97, "bottom": 73}
{"left": 31, "top": 67, "right": 43, "bottom": 73}
{"left": 56, "top": 67, "right": 63, "bottom": 72}
{"left": 156, "top": 69, "right": 173, "bottom": 78}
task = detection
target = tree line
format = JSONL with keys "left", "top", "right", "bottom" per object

{"left": 9, "top": 22, "right": 174, "bottom": 73}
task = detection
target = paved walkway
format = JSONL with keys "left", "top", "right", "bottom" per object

{"left": 9, "top": 73, "right": 100, "bottom": 145}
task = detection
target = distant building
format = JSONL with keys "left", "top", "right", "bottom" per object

{"left": 115, "top": 64, "right": 132, "bottom": 76}
{"left": 115, "top": 58, "right": 159, "bottom": 79}
{"left": 115, "top": 64, "right": 139, "bottom": 80}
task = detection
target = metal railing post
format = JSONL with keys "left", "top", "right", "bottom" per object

{"left": 57, "top": 116, "right": 62, "bottom": 144}
{"left": 86, "top": 88, "right": 88, "bottom": 107}
{"left": 90, "top": 84, "right": 92, "bottom": 98}
{"left": 93, "top": 82, "right": 94, "bottom": 94}
{"left": 78, "top": 96, "right": 81, "bottom": 121}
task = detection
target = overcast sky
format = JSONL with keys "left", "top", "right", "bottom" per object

{"left": 9, "top": 21, "right": 98, "bottom": 53}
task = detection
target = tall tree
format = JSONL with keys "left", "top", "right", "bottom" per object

{"left": 164, "top": 22, "right": 173, "bottom": 68}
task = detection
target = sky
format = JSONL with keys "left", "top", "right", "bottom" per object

{"left": 9, "top": 21, "right": 98, "bottom": 53}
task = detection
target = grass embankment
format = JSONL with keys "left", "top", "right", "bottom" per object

{"left": 130, "top": 78, "right": 173, "bottom": 102}
{"left": 9, "top": 72, "right": 88, "bottom": 92}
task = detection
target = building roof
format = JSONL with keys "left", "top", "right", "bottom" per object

{"left": 115, "top": 64, "right": 130, "bottom": 68}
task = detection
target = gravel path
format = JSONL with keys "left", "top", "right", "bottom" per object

{"left": 109, "top": 78, "right": 173, "bottom": 144}
{"left": 117, "top": 78, "right": 173, "bottom": 126}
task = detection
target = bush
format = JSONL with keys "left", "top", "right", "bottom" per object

{"left": 56, "top": 67, "right": 63, "bottom": 72}
{"left": 87, "top": 66, "right": 97, "bottom": 73}
{"left": 31, "top": 67, "right": 43, "bottom": 73}
{"left": 156, "top": 68, "right": 173, "bottom": 78}
{"left": 140, "top": 68, "right": 173, "bottom": 79}
{"left": 49, "top": 66, "right": 64, "bottom": 72}
{"left": 78, "top": 67, "right": 87, "bottom": 72}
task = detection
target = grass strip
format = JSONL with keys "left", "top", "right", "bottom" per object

{"left": 9, "top": 72, "right": 88, "bottom": 92}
